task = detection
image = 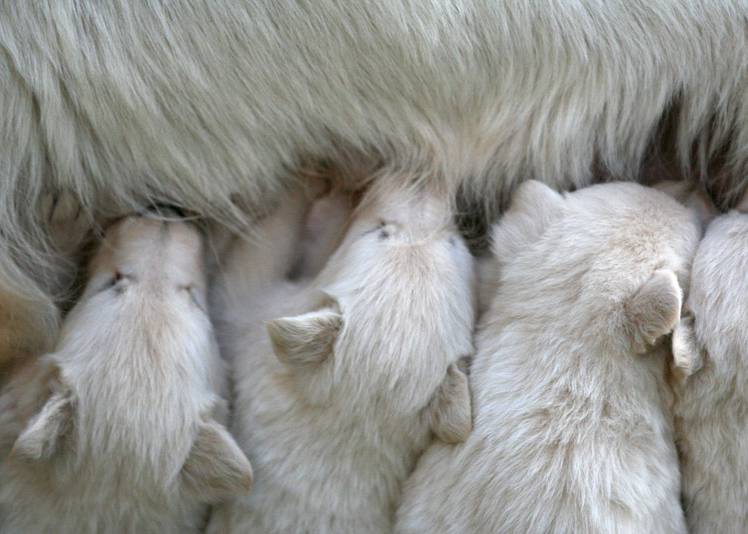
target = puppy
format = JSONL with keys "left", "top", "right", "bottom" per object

{"left": 207, "top": 179, "right": 475, "bottom": 533}
{"left": 395, "top": 181, "right": 701, "bottom": 534}
{"left": 0, "top": 215, "right": 252, "bottom": 534}
{"left": 670, "top": 193, "right": 748, "bottom": 533}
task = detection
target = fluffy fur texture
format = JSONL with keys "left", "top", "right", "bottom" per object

{"left": 670, "top": 197, "right": 748, "bottom": 533}
{"left": 207, "top": 178, "right": 475, "bottom": 533}
{"left": 395, "top": 181, "right": 702, "bottom": 534}
{"left": 1, "top": 1, "right": 748, "bottom": 361}
{"left": 0, "top": 216, "right": 252, "bottom": 534}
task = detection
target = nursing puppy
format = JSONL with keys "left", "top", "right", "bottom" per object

{"left": 0, "top": 215, "right": 252, "bottom": 534}
{"left": 670, "top": 193, "right": 748, "bottom": 533}
{"left": 208, "top": 180, "right": 475, "bottom": 533}
{"left": 395, "top": 181, "right": 701, "bottom": 534}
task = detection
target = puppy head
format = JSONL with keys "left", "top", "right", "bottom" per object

{"left": 11, "top": 215, "right": 251, "bottom": 503}
{"left": 491, "top": 181, "right": 701, "bottom": 355}
{"left": 268, "top": 180, "right": 475, "bottom": 441}
{"left": 85, "top": 216, "right": 206, "bottom": 306}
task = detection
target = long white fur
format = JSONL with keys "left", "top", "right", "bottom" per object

{"left": 207, "top": 178, "right": 475, "bottom": 533}
{"left": 1, "top": 1, "right": 747, "bottom": 359}
{"left": 395, "top": 181, "right": 702, "bottom": 534}
{"left": 670, "top": 196, "right": 748, "bottom": 533}
{"left": 0, "top": 216, "right": 252, "bottom": 534}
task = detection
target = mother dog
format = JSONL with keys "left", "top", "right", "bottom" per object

{"left": 1, "top": 1, "right": 746, "bottom": 358}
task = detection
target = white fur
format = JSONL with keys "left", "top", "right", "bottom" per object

{"left": 1, "top": 1, "right": 747, "bottom": 358}
{"left": 395, "top": 181, "right": 701, "bottom": 534}
{"left": 0, "top": 216, "right": 252, "bottom": 534}
{"left": 671, "top": 205, "right": 748, "bottom": 533}
{"left": 207, "top": 179, "right": 475, "bottom": 533}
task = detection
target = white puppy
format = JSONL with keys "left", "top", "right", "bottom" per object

{"left": 208, "top": 180, "right": 475, "bottom": 533}
{"left": 395, "top": 181, "right": 701, "bottom": 534}
{"left": 670, "top": 193, "right": 748, "bottom": 533}
{"left": 0, "top": 215, "right": 252, "bottom": 534}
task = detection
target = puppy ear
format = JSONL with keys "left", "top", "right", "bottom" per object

{"left": 511, "top": 180, "right": 565, "bottom": 218}
{"left": 267, "top": 307, "right": 342, "bottom": 368}
{"left": 625, "top": 269, "right": 682, "bottom": 353}
{"left": 509, "top": 180, "right": 564, "bottom": 236}
{"left": 11, "top": 385, "right": 74, "bottom": 461}
{"left": 671, "top": 314, "right": 704, "bottom": 382}
{"left": 427, "top": 363, "right": 472, "bottom": 444}
{"left": 182, "top": 419, "right": 253, "bottom": 502}
{"left": 491, "top": 181, "right": 564, "bottom": 260}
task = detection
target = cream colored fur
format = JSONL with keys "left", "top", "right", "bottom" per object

{"left": 1, "top": 1, "right": 748, "bottom": 362}
{"left": 207, "top": 179, "right": 475, "bottom": 533}
{"left": 0, "top": 216, "right": 252, "bottom": 534}
{"left": 671, "top": 199, "right": 748, "bottom": 533}
{"left": 395, "top": 181, "right": 701, "bottom": 534}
